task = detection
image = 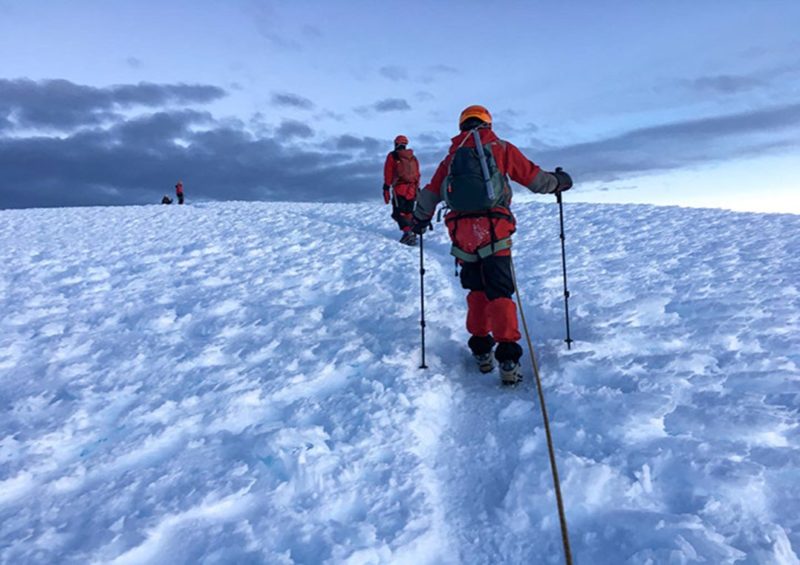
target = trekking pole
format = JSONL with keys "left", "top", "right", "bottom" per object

{"left": 418, "top": 232, "right": 428, "bottom": 369}
{"left": 556, "top": 192, "right": 574, "bottom": 350}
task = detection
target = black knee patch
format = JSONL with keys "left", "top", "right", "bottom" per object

{"left": 460, "top": 262, "right": 483, "bottom": 291}
{"left": 391, "top": 196, "right": 415, "bottom": 228}
{"left": 468, "top": 335, "right": 495, "bottom": 355}
{"left": 482, "top": 255, "right": 515, "bottom": 300}
{"left": 393, "top": 196, "right": 414, "bottom": 214}
{"left": 495, "top": 342, "right": 523, "bottom": 363}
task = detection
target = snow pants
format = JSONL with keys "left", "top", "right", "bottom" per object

{"left": 391, "top": 195, "right": 414, "bottom": 233}
{"left": 460, "top": 254, "right": 522, "bottom": 362}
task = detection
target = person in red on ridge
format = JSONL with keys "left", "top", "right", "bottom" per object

{"left": 383, "top": 135, "right": 421, "bottom": 245}
{"left": 175, "top": 180, "right": 185, "bottom": 205}
{"left": 411, "top": 105, "right": 573, "bottom": 385}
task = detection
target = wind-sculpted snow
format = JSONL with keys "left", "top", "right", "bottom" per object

{"left": 0, "top": 201, "right": 798, "bottom": 564}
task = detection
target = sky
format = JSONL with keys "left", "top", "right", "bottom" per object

{"left": 0, "top": 0, "right": 799, "bottom": 213}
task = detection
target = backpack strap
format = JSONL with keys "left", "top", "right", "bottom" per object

{"left": 391, "top": 150, "right": 404, "bottom": 187}
{"left": 445, "top": 210, "right": 515, "bottom": 223}
{"left": 471, "top": 129, "right": 495, "bottom": 201}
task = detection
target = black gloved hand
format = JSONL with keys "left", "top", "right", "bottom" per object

{"left": 552, "top": 167, "right": 573, "bottom": 192}
{"left": 411, "top": 217, "right": 431, "bottom": 235}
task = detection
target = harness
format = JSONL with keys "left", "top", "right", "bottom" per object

{"left": 446, "top": 209, "right": 515, "bottom": 263}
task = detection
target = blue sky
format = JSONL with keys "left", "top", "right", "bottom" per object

{"left": 1, "top": 0, "right": 798, "bottom": 212}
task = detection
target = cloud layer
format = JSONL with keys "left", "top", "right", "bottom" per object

{"left": 2, "top": 78, "right": 799, "bottom": 209}
{"left": 271, "top": 92, "right": 315, "bottom": 110}
{"left": 0, "top": 79, "right": 225, "bottom": 130}
{"left": 0, "top": 79, "right": 383, "bottom": 208}
{"left": 532, "top": 102, "right": 800, "bottom": 181}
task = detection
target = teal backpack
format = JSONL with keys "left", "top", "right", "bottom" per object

{"left": 442, "top": 129, "right": 511, "bottom": 212}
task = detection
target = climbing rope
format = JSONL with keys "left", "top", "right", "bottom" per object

{"left": 510, "top": 256, "right": 573, "bottom": 565}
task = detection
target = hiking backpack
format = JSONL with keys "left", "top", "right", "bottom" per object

{"left": 442, "top": 129, "right": 511, "bottom": 212}
{"left": 393, "top": 151, "right": 419, "bottom": 185}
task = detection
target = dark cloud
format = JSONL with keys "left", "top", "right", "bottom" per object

{"left": 0, "top": 114, "right": 384, "bottom": 208}
{"left": 417, "top": 64, "right": 460, "bottom": 84}
{"left": 111, "top": 83, "right": 224, "bottom": 107}
{"left": 354, "top": 98, "right": 412, "bottom": 116}
{"left": 0, "top": 79, "right": 225, "bottom": 130}
{"left": 688, "top": 74, "right": 766, "bottom": 94}
{"left": 415, "top": 132, "right": 449, "bottom": 146}
{"left": 4, "top": 79, "right": 799, "bottom": 210}
{"left": 271, "top": 92, "right": 314, "bottom": 110}
{"left": 493, "top": 120, "right": 539, "bottom": 139}
{"left": 527, "top": 102, "right": 800, "bottom": 181}
{"left": 113, "top": 110, "right": 214, "bottom": 145}
{"left": 373, "top": 98, "right": 411, "bottom": 112}
{"left": 0, "top": 80, "right": 384, "bottom": 209}
{"left": 314, "top": 109, "right": 346, "bottom": 122}
{"left": 379, "top": 66, "right": 409, "bottom": 81}
{"left": 276, "top": 119, "right": 314, "bottom": 139}
{"left": 333, "top": 134, "right": 382, "bottom": 153}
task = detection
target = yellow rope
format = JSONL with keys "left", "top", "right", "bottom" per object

{"left": 510, "top": 256, "right": 573, "bottom": 565}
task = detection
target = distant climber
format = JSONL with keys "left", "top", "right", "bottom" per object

{"left": 161, "top": 195, "right": 173, "bottom": 205}
{"left": 383, "top": 135, "right": 420, "bottom": 246}
{"left": 176, "top": 181, "right": 185, "bottom": 205}
{"left": 411, "top": 105, "right": 573, "bottom": 384}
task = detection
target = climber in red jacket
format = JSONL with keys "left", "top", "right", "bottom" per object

{"left": 383, "top": 135, "right": 421, "bottom": 246}
{"left": 411, "top": 105, "right": 573, "bottom": 384}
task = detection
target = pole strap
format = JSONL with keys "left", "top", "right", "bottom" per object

{"left": 510, "top": 256, "right": 573, "bottom": 565}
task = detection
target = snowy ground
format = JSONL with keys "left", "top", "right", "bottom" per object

{"left": 1, "top": 200, "right": 798, "bottom": 564}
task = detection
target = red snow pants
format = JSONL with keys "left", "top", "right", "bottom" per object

{"left": 459, "top": 253, "right": 520, "bottom": 343}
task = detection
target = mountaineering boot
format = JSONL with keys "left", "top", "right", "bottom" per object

{"left": 399, "top": 231, "right": 417, "bottom": 246}
{"left": 474, "top": 352, "right": 494, "bottom": 373}
{"left": 495, "top": 342, "right": 523, "bottom": 385}
{"left": 468, "top": 335, "right": 495, "bottom": 373}
{"left": 499, "top": 360, "right": 522, "bottom": 385}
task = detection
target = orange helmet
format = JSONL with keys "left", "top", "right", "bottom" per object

{"left": 458, "top": 105, "right": 492, "bottom": 128}
{"left": 394, "top": 135, "right": 409, "bottom": 146}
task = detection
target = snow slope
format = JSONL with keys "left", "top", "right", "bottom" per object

{"left": 1, "top": 200, "right": 798, "bottom": 564}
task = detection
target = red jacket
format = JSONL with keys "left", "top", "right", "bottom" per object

{"left": 383, "top": 149, "right": 420, "bottom": 201}
{"left": 415, "top": 128, "right": 556, "bottom": 257}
